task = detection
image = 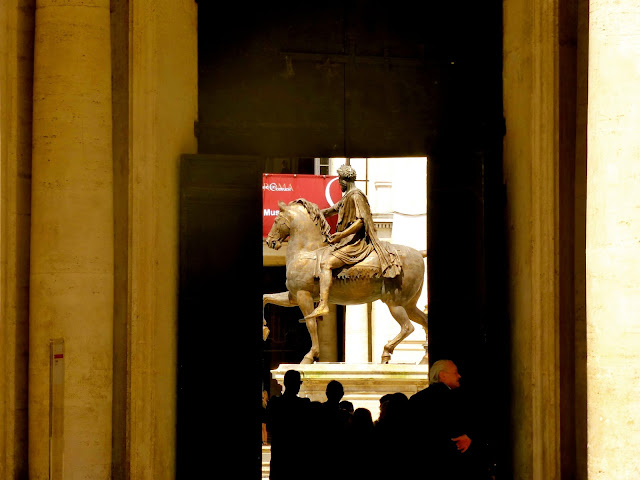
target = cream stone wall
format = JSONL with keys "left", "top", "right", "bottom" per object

{"left": 587, "top": 1, "right": 640, "bottom": 478}
{"left": 0, "top": 1, "right": 33, "bottom": 478}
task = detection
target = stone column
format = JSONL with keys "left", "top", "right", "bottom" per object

{"left": 587, "top": 1, "right": 640, "bottom": 478}
{"left": 345, "top": 304, "right": 370, "bottom": 363}
{"left": 503, "top": 1, "right": 563, "bottom": 476}
{"left": 318, "top": 305, "right": 339, "bottom": 362}
{"left": 29, "top": 1, "right": 113, "bottom": 478}
{"left": 126, "top": 1, "right": 198, "bottom": 477}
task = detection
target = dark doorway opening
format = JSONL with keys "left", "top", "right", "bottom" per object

{"left": 179, "top": 2, "right": 507, "bottom": 478}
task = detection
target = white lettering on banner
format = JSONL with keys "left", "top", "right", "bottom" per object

{"left": 262, "top": 182, "right": 293, "bottom": 192}
{"left": 264, "top": 209, "right": 280, "bottom": 216}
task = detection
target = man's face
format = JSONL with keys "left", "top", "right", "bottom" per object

{"left": 439, "top": 362, "right": 461, "bottom": 389}
{"left": 338, "top": 177, "right": 348, "bottom": 192}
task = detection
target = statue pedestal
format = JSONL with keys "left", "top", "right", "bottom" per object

{"left": 271, "top": 363, "right": 429, "bottom": 421}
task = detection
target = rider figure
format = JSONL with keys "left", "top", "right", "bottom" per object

{"left": 305, "top": 164, "right": 402, "bottom": 319}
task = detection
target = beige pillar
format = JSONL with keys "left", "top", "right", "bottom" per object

{"left": 126, "top": 1, "right": 198, "bottom": 478}
{"left": 29, "top": 1, "right": 113, "bottom": 478}
{"left": 345, "top": 304, "right": 370, "bottom": 363}
{"left": 587, "top": 1, "right": 640, "bottom": 478}
{"left": 503, "top": 1, "right": 562, "bottom": 477}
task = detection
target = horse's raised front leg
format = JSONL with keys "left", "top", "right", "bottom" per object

{"left": 263, "top": 291, "right": 296, "bottom": 309}
{"left": 262, "top": 292, "right": 297, "bottom": 340}
{"left": 381, "top": 304, "right": 415, "bottom": 364}
{"left": 297, "top": 290, "right": 320, "bottom": 364}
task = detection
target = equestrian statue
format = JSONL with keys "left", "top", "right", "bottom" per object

{"left": 264, "top": 164, "right": 428, "bottom": 364}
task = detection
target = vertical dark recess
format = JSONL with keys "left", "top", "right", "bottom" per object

{"left": 178, "top": 155, "right": 263, "bottom": 478}
{"left": 558, "top": 0, "right": 583, "bottom": 478}
{"left": 426, "top": 1, "right": 509, "bottom": 477}
{"left": 193, "top": 1, "right": 508, "bottom": 477}
{"left": 574, "top": 1, "right": 590, "bottom": 478}
{"left": 12, "top": 2, "right": 35, "bottom": 479}
{"left": 111, "top": 1, "right": 129, "bottom": 478}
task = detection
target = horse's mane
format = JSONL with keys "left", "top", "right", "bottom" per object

{"left": 291, "top": 198, "right": 331, "bottom": 241}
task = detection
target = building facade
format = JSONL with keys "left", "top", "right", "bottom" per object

{"left": 1, "top": 1, "right": 639, "bottom": 479}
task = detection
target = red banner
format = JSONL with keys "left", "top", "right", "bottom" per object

{"left": 263, "top": 174, "right": 342, "bottom": 238}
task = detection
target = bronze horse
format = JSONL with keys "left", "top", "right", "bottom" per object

{"left": 264, "top": 198, "right": 428, "bottom": 364}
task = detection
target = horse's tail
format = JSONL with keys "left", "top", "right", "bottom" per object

{"left": 420, "top": 250, "right": 427, "bottom": 258}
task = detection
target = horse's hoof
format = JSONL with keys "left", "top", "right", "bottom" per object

{"left": 381, "top": 354, "right": 391, "bottom": 364}
{"left": 301, "top": 355, "right": 315, "bottom": 365}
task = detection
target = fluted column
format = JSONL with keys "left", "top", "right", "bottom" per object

{"left": 29, "top": 1, "right": 113, "bottom": 478}
{"left": 587, "top": 1, "right": 640, "bottom": 478}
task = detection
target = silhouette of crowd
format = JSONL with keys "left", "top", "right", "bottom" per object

{"left": 264, "top": 361, "right": 493, "bottom": 480}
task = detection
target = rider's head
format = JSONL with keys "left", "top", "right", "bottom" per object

{"left": 337, "top": 164, "right": 357, "bottom": 182}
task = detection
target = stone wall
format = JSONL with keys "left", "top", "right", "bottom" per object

{"left": 586, "top": 2, "right": 640, "bottom": 478}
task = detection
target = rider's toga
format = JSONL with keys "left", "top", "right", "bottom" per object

{"left": 326, "top": 188, "right": 402, "bottom": 279}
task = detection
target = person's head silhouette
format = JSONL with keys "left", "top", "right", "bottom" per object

{"left": 325, "top": 380, "right": 344, "bottom": 404}
{"left": 283, "top": 370, "right": 303, "bottom": 396}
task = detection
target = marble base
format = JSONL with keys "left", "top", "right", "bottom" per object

{"left": 271, "top": 363, "right": 429, "bottom": 421}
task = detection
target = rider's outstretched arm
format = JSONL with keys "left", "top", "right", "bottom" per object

{"left": 321, "top": 204, "right": 339, "bottom": 218}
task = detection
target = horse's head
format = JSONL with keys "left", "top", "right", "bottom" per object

{"left": 266, "top": 198, "right": 331, "bottom": 251}
{"left": 265, "top": 201, "right": 290, "bottom": 250}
